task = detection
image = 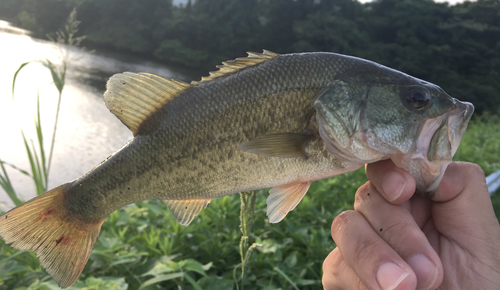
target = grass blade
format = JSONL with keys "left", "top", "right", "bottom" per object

{"left": 21, "top": 132, "right": 45, "bottom": 196}
{"left": 34, "top": 93, "right": 48, "bottom": 191}
{"left": 12, "top": 61, "right": 36, "bottom": 99}
{"left": 0, "top": 161, "right": 23, "bottom": 206}
{"left": 273, "top": 266, "right": 299, "bottom": 290}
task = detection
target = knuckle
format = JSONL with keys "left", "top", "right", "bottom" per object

{"left": 356, "top": 278, "right": 369, "bottom": 290}
{"left": 322, "top": 250, "right": 349, "bottom": 290}
{"left": 351, "top": 234, "right": 380, "bottom": 264}
{"left": 322, "top": 249, "right": 342, "bottom": 273}
{"left": 331, "top": 210, "right": 356, "bottom": 237}
{"left": 380, "top": 220, "right": 427, "bottom": 255}
{"left": 466, "top": 162, "right": 485, "bottom": 179}
{"left": 379, "top": 219, "right": 409, "bottom": 240}
{"left": 354, "top": 182, "right": 372, "bottom": 207}
{"left": 322, "top": 249, "right": 366, "bottom": 290}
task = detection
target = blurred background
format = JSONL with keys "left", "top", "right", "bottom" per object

{"left": 0, "top": 0, "right": 499, "bottom": 289}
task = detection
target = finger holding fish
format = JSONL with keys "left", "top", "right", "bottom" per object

{"left": 354, "top": 175, "right": 443, "bottom": 289}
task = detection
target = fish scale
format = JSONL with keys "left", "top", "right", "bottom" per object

{"left": 0, "top": 51, "right": 473, "bottom": 288}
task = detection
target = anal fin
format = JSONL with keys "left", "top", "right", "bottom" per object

{"left": 267, "top": 181, "right": 312, "bottom": 223}
{"left": 162, "top": 198, "right": 211, "bottom": 225}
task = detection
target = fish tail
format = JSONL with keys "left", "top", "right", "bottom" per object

{"left": 0, "top": 183, "right": 104, "bottom": 288}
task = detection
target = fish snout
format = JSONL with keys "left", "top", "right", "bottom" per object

{"left": 395, "top": 99, "right": 474, "bottom": 198}
{"left": 448, "top": 100, "right": 474, "bottom": 156}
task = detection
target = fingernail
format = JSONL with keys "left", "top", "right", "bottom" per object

{"left": 406, "top": 254, "right": 438, "bottom": 290}
{"left": 377, "top": 262, "right": 410, "bottom": 290}
{"left": 382, "top": 172, "right": 406, "bottom": 202}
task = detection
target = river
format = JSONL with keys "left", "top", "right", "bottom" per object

{"left": 0, "top": 21, "right": 200, "bottom": 209}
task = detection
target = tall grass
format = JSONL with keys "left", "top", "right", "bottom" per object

{"left": 0, "top": 8, "right": 83, "bottom": 204}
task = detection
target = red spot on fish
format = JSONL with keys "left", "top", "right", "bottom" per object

{"left": 56, "top": 235, "right": 64, "bottom": 246}
{"left": 63, "top": 236, "right": 71, "bottom": 245}
{"left": 36, "top": 209, "right": 53, "bottom": 222}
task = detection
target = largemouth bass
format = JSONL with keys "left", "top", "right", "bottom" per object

{"left": 0, "top": 51, "right": 473, "bottom": 287}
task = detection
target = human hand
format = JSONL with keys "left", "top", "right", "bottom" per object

{"left": 322, "top": 160, "right": 500, "bottom": 290}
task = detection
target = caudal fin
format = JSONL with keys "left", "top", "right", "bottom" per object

{"left": 0, "top": 183, "right": 104, "bottom": 288}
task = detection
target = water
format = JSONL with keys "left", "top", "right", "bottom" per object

{"left": 0, "top": 21, "right": 198, "bottom": 209}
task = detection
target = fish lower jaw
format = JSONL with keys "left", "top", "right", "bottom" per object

{"left": 390, "top": 152, "right": 449, "bottom": 197}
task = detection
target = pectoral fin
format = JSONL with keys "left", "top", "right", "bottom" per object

{"left": 239, "top": 133, "right": 312, "bottom": 158}
{"left": 267, "top": 181, "right": 312, "bottom": 223}
{"left": 162, "top": 198, "right": 211, "bottom": 225}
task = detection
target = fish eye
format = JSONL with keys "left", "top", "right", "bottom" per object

{"left": 405, "top": 88, "right": 430, "bottom": 110}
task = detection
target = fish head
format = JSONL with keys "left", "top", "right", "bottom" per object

{"left": 313, "top": 67, "right": 474, "bottom": 197}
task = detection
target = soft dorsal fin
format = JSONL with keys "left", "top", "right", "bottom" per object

{"left": 104, "top": 72, "right": 191, "bottom": 136}
{"left": 161, "top": 198, "right": 211, "bottom": 225}
{"left": 191, "top": 50, "right": 279, "bottom": 86}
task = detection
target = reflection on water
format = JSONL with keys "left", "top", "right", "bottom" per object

{"left": 0, "top": 21, "right": 197, "bottom": 209}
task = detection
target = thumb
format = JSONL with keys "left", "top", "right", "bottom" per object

{"left": 432, "top": 162, "right": 499, "bottom": 242}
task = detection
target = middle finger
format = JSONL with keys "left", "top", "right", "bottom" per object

{"left": 354, "top": 182, "right": 443, "bottom": 290}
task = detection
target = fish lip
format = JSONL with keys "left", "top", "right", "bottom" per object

{"left": 414, "top": 99, "right": 474, "bottom": 196}
{"left": 449, "top": 100, "right": 474, "bottom": 155}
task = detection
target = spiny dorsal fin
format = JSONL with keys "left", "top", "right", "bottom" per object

{"left": 162, "top": 198, "right": 211, "bottom": 225}
{"left": 104, "top": 72, "right": 191, "bottom": 136}
{"left": 191, "top": 50, "right": 279, "bottom": 86}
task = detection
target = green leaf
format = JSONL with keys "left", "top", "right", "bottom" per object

{"left": 138, "top": 272, "right": 184, "bottom": 290}
{"left": 183, "top": 259, "right": 208, "bottom": 277}
{"left": 42, "top": 59, "right": 65, "bottom": 94}
{"left": 183, "top": 273, "right": 203, "bottom": 290}
{"left": 284, "top": 252, "right": 297, "bottom": 268}
{"left": 140, "top": 261, "right": 176, "bottom": 277}
{"left": 107, "top": 257, "right": 136, "bottom": 269}
{"left": 198, "top": 276, "right": 234, "bottom": 290}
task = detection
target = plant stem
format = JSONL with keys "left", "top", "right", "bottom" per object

{"left": 237, "top": 190, "right": 257, "bottom": 290}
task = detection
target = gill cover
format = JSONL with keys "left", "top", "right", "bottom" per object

{"left": 312, "top": 80, "right": 385, "bottom": 164}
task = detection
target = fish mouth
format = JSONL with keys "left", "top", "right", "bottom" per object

{"left": 393, "top": 99, "right": 474, "bottom": 197}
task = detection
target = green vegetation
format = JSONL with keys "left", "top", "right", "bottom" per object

{"left": 453, "top": 114, "right": 500, "bottom": 176}
{"left": 0, "top": 172, "right": 365, "bottom": 289}
{"left": 0, "top": 0, "right": 499, "bottom": 114}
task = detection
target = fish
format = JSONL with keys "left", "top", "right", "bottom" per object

{"left": 0, "top": 50, "right": 473, "bottom": 288}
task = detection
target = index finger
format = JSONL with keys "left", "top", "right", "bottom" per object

{"left": 365, "top": 160, "right": 416, "bottom": 204}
